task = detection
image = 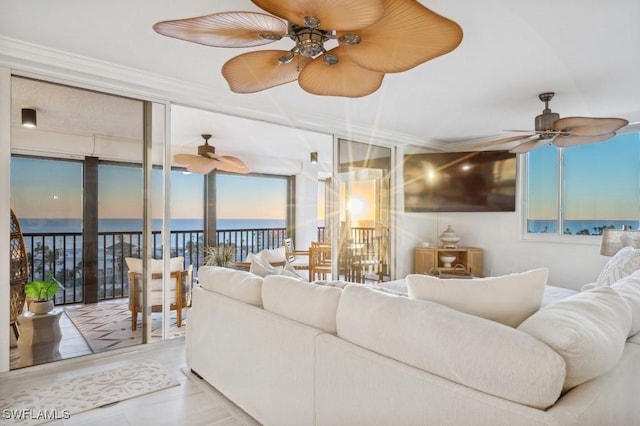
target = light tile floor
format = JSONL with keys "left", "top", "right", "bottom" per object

{"left": 10, "top": 312, "right": 92, "bottom": 370}
{"left": 1, "top": 338, "right": 261, "bottom": 426}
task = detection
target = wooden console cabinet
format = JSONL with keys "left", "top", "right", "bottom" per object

{"left": 414, "top": 247, "right": 484, "bottom": 277}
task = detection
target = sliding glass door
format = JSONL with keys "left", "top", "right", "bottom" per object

{"left": 8, "top": 76, "right": 173, "bottom": 368}
{"left": 335, "top": 139, "right": 392, "bottom": 283}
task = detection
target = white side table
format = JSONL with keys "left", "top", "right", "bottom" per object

{"left": 17, "top": 309, "right": 63, "bottom": 367}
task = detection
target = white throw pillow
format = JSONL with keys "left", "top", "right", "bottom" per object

{"left": 258, "top": 246, "right": 287, "bottom": 263}
{"left": 406, "top": 268, "right": 548, "bottom": 327}
{"left": 282, "top": 262, "right": 307, "bottom": 281}
{"left": 248, "top": 253, "right": 278, "bottom": 277}
{"left": 248, "top": 254, "right": 306, "bottom": 280}
{"left": 518, "top": 287, "right": 632, "bottom": 392}
{"left": 611, "top": 269, "right": 640, "bottom": 337}
{"left": 596, "top": 246, "right": 640, "bottom": 287}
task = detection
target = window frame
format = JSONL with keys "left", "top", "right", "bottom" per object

{"left": 521, "top": 134, "right": 640, "bottom": 245}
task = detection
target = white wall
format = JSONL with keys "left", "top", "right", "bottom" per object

{"left": 395, "top": 211, "right": 606, "bottom": 290}
{"left": 0, "top": 68, "right": 10, "bottom": 372}
{"left": 394, "top": 145, "right": 608, "bottom": 290}
{"left": 295, "top": 157, "right": 331, "bottom": 250}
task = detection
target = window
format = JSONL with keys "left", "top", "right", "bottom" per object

{"left": 215, "top": 173, "right": 288, "bottom": 230}
{"left": 98, "top": 164, "right": 204, "bottom": 231}
{"left": 526, "top": 132, "right": 640, "bottom": 236}
{"left": 10, "top": 156, "right": 84, "bottom": 233}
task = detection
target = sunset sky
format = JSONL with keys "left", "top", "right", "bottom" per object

{"left": 10, "top": 158, "right": 287, "bottom": 220}
{"left": 528, "top": 132, "right": 640, "bottom": 220}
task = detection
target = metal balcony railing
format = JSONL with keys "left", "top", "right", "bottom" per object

{"left": 22, "top": 226, "right": 376, "bottom": 306}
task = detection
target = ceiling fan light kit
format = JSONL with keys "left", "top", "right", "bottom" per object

{"left": 482, "top": 92, "right": 629, "bottom": 153}
{"left": 153, "top": 0, "right": 463, "bottom": 97}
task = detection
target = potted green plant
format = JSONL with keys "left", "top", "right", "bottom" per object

{"left": 24, "top": 273, "right": 63, "bottom": 315}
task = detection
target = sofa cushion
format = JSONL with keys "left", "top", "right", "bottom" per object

{"left": 611, "top": 269, "right": 640, "bottom": 337}
{"left": 263, "top": 275, "right": 342, "bottom": 333}
{"left": 197, "top": 266, "right": 263, "bottom": 306}
{"left": 336, "top": 284, "right": 565, "bottom": 409}
{"left": 406, "top": 268, "right": 548, "bottom": 327}
{"left": 518, "top": 287, "right": 632, "bottom": 392}
{"left": 596, "top": 246, "right": 640, "bottom": 287}
{"left": 126, "top": 256, "right": 184, "bottom": 274}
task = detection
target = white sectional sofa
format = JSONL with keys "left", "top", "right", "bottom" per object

{"left": 186, "top": 266, "right": 640, "bottom": 426}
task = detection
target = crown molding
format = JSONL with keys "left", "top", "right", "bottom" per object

{"left": 0, "top": 36, "right": 444, "bottom": 150}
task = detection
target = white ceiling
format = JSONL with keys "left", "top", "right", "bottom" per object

{"left": 2, "top": 0, "right": 640, "bottom": 157}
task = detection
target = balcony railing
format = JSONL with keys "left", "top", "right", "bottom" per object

{"left": 22, "top": 226, "right": 377, "bottom": 306}
{"left": 23, "top": 227, "right": 283, "bottom": 305}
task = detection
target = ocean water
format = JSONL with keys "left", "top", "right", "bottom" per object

{"left": 18, "top": 218, "right": 286, "bottom": 234}
{"left": 528, "top": 220, "right": 639, "bottom": 235}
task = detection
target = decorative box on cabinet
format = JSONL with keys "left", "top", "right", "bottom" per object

{"left": 414, "top": 247, "right": 484, "bottom": 277}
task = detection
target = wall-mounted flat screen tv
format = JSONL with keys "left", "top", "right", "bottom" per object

{"left": 404, "top": 151, "right": 517, "bottom": 212}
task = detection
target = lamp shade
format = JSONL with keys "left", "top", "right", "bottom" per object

{"left": 21, "top": 108, "right": 37, "bottom": 128}
{"left": 600, "top": 228, "right": 640, "bottom": 256}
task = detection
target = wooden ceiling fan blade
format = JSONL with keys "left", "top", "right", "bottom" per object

{"left": 173, "top": 154, "right": 200, "bottom": 165}
{"left": 186, "top": 159, "right": 218, "bottom": 174}
{"left": 217, "top": 157, "right": 251, "bottom": 174}
{"left": 298, "top": 47, "right": 384, "bottom": 97}
{"left": 153, "top": 12, "right": 287, "bottom": 48}
{"left": 554, "top": 133, "right": 616, "bottom": 148}
{"left": 251, "top": 0, "right": 385, "bottom": 30}
{"left": 509, "top": 137, "right": 546, "bottom": 154}
{"left": 187, "top": 163, "right": 215, "bottom": 174}
{"left": 554, "top": 116, "right": 629, "bottom": 136}
{"left": 338, "top": 0, "right": 462, "bottom": 73}
{"left": 222, "top": 50, "right": 313, "bottom": 93}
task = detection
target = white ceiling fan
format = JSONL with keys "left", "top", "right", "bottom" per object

{"left": 173, "top": 134, "right": 250, "bottom": 174}
{"left": 482, "top": 92, "right": 629, "bottom": 153}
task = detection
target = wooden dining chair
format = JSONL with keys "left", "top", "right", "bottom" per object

{"left": 309, "top": 242, "right": 332, "bottom": 281}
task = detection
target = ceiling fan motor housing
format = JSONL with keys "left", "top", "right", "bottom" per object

{"left": 535, "top": 111, "right": 560, "bottom": 134}
{"left": 198, "top": 133, "right": 216, "bottom": 157}
{"left": 535, "top": 92, "right": 559, "bottom": 135}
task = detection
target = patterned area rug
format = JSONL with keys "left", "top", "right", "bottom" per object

{"left": 64, "top": 301, "right": 187, "bottom": 353}
{"left": 0, "top": 361, "right": 179, "bottom": 425}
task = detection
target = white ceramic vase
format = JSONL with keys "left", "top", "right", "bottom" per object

{"left": 439, "top": 225, "right": 461, "bottom": 248}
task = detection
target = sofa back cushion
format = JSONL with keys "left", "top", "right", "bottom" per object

{"left": 125, "top": 257, "right": 184, "bottom": 301}
{"left": 262, "top": 275, "right": 342, "bottom": 333}
{"left": 518, "top": 287, "right": 632, "bottom": 392}
{"left": 197, "top": 266, "right": 263, "bottom": 306}
{"left": 336, "top": 284, "right": 565, "bottom": 409}
{"left": 406, "top": 268, "right": 548, "bottom": 327}
{"left": 611, "top": 269, "right": 640, "bottom": 337}
{"left": 126, "top": 256, "right": 184, "bottom": 274}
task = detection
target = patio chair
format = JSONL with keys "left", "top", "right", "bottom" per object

{"left": 283, "top": 237, "right": 310, "bottom": 276}
{"left": 309, "top": 242, "right": 332, "bottom": 281}
{"left": 125, "top": 257, "right": 192, "bottom": 331}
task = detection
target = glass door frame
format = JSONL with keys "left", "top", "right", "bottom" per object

{"left": 330, "top": 136, "right": 396, "bottom": 281}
